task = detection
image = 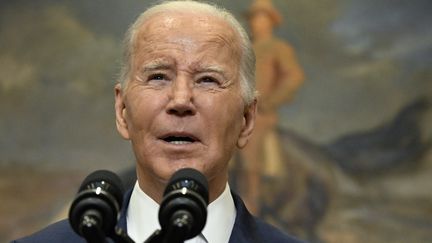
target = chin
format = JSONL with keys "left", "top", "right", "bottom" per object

{"left": 153, "top": 159, "right": 205, "bottom": 179}
{"left": 173, "top": 160, "right": 206, "bottom": 173}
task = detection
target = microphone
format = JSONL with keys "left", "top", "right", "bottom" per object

{"left": 158, "top": 168, "right": 209, "bottom": 242}
{"left": 69, "top": 170, "right": 124, "bottom": 242}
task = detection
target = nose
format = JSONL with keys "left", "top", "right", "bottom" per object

{"left": 166, "top": 77, "right": 196, "bottom": 116}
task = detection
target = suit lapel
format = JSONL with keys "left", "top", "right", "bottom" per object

{"left": 228, "top": 192, "right": 259, "bottom": 243}
{"left": 116, "top": 189, "right": 132, "bottom": 231}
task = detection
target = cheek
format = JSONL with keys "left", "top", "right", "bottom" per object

{"left": 199, "top": 94, "right": 244, "bottom": 145}
{"left": 125, "top": 89, "right": 165, "bottom": 133}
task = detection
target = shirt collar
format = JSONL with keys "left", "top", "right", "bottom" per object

{"left": 127, "top": 181, "right": 236, "bottom": 243}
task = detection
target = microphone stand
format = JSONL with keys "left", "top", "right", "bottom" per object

{"left": 144, "top": 229, "right": 165, "bottom": 243}
{"left": 144, "top": 229, "right": 184, "bottom": 243}
{"left": 79, "top": 214, "right": 135, "bottom": 243}
{"left": 79, "top": 213, "right": 107, "bottom": 243}
{"left": 144, "top": 210, "right": 193, "bottom": 243}
{"left": 110, "top": 227, "right": 135, "bottom": 243}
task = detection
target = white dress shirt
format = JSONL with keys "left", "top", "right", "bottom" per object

{"left": 127, "top": 181, "right": 236, "bottom": 243}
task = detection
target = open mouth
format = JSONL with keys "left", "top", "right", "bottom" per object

{"left": 161, "top": 134, "right": 198, "bottom": 145}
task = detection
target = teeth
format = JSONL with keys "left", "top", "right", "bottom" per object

{"left": 169, "top": 141, "right": 192, "bottom": 145}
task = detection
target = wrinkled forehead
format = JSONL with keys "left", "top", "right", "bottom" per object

{"left": 133, "top": 11, "right": 241, "bottom": 57}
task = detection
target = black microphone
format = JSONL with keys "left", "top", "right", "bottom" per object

{"left": 158, "top": 168, "right": 209, "bottom": 242}
{"left": 69, "top": 170, "right": 124, "bottom": 243}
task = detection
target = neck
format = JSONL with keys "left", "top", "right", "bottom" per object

{"left": 207, "top": 174, "right": 228, "bottom": 203}
{"left": 137, "top": 174, "right": 165, "bottom": 203}
{"left": 253, "top": 30, "right": 273, "bottom": 42}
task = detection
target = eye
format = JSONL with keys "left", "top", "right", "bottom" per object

{"left": 197, "top": 76, "right": 219, "bottom": 84}
{"left": 148, "top": 73, "right": 167, "bottom": 81}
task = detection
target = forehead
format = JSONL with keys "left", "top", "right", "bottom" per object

{"left": 134, "top": 11, "right": 240, "bottom": 56}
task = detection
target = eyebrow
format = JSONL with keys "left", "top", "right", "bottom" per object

{"left": 140, "top": 60, "right": 228, "bottom": 79}
{"left": 141, "top": 59, "right": 174, "bottom": 72}
{"left": 193, "top": 65, "right": 227, "bottom": 79}
{"left": 198, "top": 65, "right": 224, "bottom": 73}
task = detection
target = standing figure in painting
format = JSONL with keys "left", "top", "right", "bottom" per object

{"left": 240, "top": 0, "right": 305, "bottom": 214}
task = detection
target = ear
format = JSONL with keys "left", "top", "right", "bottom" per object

{"left": 236, "top": 99, "right": 257, "bottom": 148}
{"left": 114, "top": 83, "right": 130, "bottom": 140}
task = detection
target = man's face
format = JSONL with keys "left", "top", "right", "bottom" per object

{"left": 249, "top": 11, "right": 273, "bottom": 38}
{"left": 115, "top": 12, "right": 255, "bottom": 192}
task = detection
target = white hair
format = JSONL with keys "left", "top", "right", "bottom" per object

{"left": 119, "top": 0, "right": 256, "bottom": 105}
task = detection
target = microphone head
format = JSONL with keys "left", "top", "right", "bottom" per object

{"left": 164, "top": 168, "right": 209, "bottom": 203}
{"left": 69, "top": 170, "right": 125, "bottom": 237}
{"left": 159, "top": 168, "right": 209, "bottom": 240}
{"left": 78, "top": 170, "right": 124, "bottom": 204}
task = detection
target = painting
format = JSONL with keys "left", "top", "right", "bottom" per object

{"left": 1, "top": 0, "right": 431, "bottom": 242}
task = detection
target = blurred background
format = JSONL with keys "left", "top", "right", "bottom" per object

{"left": 1, "top": 0, "right": 431, "bottom": 242}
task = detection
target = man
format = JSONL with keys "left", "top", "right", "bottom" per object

{"left": 239, "top": 0, "right": 305, "bottom": 214}
{"left": 13, "top": 1, "right": 303, "bottom": 242}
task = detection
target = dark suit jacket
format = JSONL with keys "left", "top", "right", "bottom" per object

{"left": 13, "top": 191, "right": 304, "bottom": 243}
